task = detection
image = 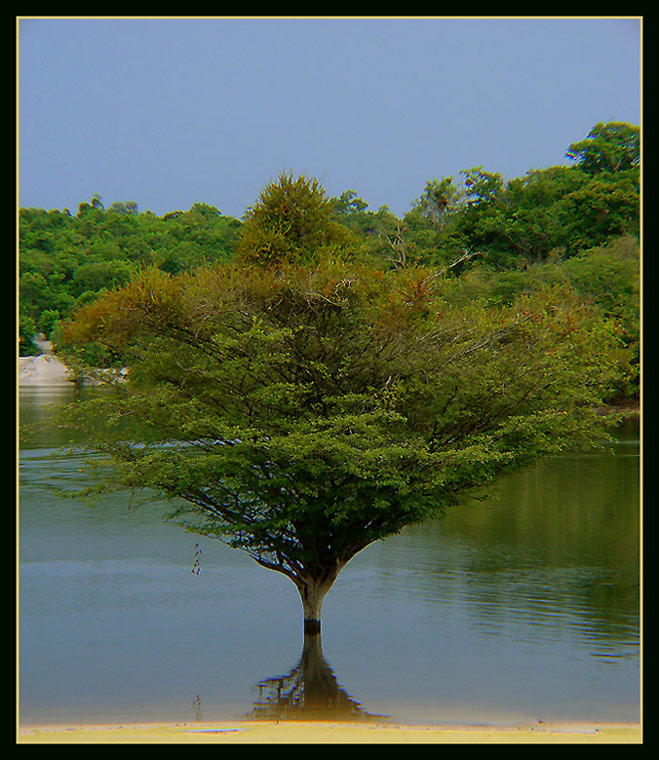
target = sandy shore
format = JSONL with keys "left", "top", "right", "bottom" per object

{"left": 18, "top": 347, "right": 126, "bottom": 387}
{"left": 17, "top": 720, "right": 642, "bottom": 744}
{"left": 18, "top": 353, "right": 75, "bottom": 386}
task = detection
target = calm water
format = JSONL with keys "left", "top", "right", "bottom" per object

{"left": 18, "top": 387, "right": 641, "bottom": 727}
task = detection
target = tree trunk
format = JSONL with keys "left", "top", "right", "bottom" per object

{"left": 294, "top": 564, "right": 344, "bottom": 635}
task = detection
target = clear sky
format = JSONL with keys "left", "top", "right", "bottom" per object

{"left": 18, "top": 16, "right": 641, "bottom": 219}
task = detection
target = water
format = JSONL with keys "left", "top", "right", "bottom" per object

{"left": 18, "top": 387, "right": 641, "bottom": 727}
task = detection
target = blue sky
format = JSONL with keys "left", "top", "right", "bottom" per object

{"left": 18, "top": 17, "right": 641, "bottom": 219}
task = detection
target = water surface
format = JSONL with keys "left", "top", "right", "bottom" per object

{"left": 18, "top": 388, "right": 640, "bottom": 726}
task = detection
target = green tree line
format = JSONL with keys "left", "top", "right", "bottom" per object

{"left": 19, "top": 198, "right": 241, "bottom": 353}
{"left": 19, "top": 121, "right": 639, "bottom": 404}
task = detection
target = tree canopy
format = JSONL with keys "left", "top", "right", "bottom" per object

{"left": 235, "top": 171, "right": 363, "bottom": 268}
{"left": 566, "top": 121, "right": 640, "bottom": 175}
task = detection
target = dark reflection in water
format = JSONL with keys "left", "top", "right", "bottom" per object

{"left": 245, "top": 633, "right": 385, "bottom": 722}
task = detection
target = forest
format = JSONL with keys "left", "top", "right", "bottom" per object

{"left": 19, "top": 121, "right": 640, "bottom": 407}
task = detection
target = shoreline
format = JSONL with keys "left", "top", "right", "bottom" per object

{"left": 18, "top": 351, "right": 127, "bottom": 388}
{"left": 18, "top": 353, "right": 75, "bottom": 387}
{"left": 17, "top": 719, "right": 642, "bottom": 744}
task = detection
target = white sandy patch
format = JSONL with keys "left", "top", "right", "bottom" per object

{"left": 19, "top": 354, "right": 75, "bottom": 387}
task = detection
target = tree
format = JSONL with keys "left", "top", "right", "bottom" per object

{"left": 18, "top": 196, "right": 244, "bottom": 338}
{"left": 37, "top": 309, "right": 61, "bottom": 340}
{"left": 553, "top": 172, "right": 640, "bottom": 252}
{"left": 412, "top": 177, "right": 463, "bottom": 225}
{"left": 329, "top": 195, "right": 403, "bottom": 268}
{"left": 461, "top": 167, "right": 505, "bottom": 206}
{"left": 329, "top": 189, "right": 368, "bottom": 216}
{"left": 235, "top": 171, "right": 361, "bottom": 267}
{"left": 58, "top": 175, "right": 629, "bottom": 637}
{"left": 566, "top": 122, "right": 640, "bottom": 176}
{"left": 444, "top": 157, "right": 639, "bottom": 267}
{"left": 107, "top": 200, "right": 139, "bottom": 215}
{"left": 71, "top": 260, "right": 135, "bottom": 297}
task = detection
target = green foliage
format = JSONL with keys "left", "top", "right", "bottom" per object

{"left": 19, "top": 197, "right": 242, "bottom": 335}
{"left": 107, "top": 200, "right": 139, "bottom": 215}
{"left": 413, "top": 177, "right": 464, "bottom": 224}
{"left": 19, "top": 122, "right": 639, "bottom": 359}
{"left": 72, "top": 260, "right": 134, "bottom": 296}
{"left": 330, "top": 189, "right": 368, "bottom": 215}
{"left": 461, "top": 167, "right": 505, "bottom": 206}
{"left": 566, "top": 122, "right": 640, "bottom": 175}
{"left": 19, "top": 119, "right": 642, "bottom": 631}
{"left": 59, "top": 253, "right": 629, "bottom": 619}
{"left": 329, "top": 198, "right": 404, "bottom": 266}
{"left": 19, "top": 314, "right": 38, "bottom": 356}
{"left": 37, "top": 309, "right": 61, "bottom": 339}
{"left": 443, "top": 162, "right": 638, "bottom": 266}
{"left": 433, "top": 236, "right": 640, "bottom": 402}
{"left": 382, "top": 122, "right": 639, "bottom": 270}
{"left": 236, "top": 172, "right": 363, "bottom": 268}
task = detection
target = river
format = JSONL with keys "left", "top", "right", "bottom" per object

{"left": 18, "top": 387, "right": 640, "bottom": 727}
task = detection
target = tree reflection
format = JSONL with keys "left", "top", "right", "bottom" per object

{"left": 245, "top": 633, "right": 386, "bottom": 722}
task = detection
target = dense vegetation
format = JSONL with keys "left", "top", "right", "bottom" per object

{"left": 19, "top": 199, "right": 242, "bottom": 354}
{"left": 19, "top": 122, "right": 639, "bottom": 406}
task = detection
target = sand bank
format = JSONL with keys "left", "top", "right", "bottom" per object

{"left": 18, "top": 354, "right": 75, "bottom": 387}
{"left": 19, "top": 337, "right": 75, "bottom": 387}
{"left": 19, "top": 343, "right": 125, "bottom": 387}
{"left": 17, "top": 720, "right": 641, "bottom": 744}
